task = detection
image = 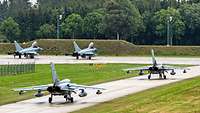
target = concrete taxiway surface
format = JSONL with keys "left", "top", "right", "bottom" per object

{"left": 0, "top": 66, "right": 199, "bottom": 113}
{"left": 0, "top": 55, "right": 200, "bottom": 65}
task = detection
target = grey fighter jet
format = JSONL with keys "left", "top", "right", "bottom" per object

{"left": 72, "top": 41, "right": 97, "bottom": 60}
{"left": 13, "top": 63, "right": 105, "bottom": 103}
{"left": 12, "top": 41, "right": 43, "bottom": 59}
{"left": 124, "top": 49, "right": 188, "bottom": 79}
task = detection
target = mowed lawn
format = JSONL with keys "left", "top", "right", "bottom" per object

{"left": 73, "top": 76, "right": 200, "bottom": 113}
{"left": 0, "top": 63, "right": 141, "bottom": 105}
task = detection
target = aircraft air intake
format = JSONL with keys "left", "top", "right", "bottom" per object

{"left": 47, "top": 86, "right": 61, "bottom": 93}
{"left": 149, "top": 67, "right": 159, "bottom": 71}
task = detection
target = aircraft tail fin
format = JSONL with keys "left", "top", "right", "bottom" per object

{"left": 151, "top": 49, "right": 157, "bottom": 66}
{"left": 31, "top": 41, "right": 37, "bottom": 48}
{"left": 14, "top": 41, "right": 23, "bottom": 52}
{"left": 88, "top": 42, "right": 94, "bottom": 49}
{"left": 73, "top": 41, "right": 81, "bottom": 52}
{"left": 50, "top": 63, "right": 59, "bottom": 85}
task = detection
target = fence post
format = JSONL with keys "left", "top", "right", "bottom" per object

{"left": 7, "top": 63, "right": 9, "bottom": 75}
{"left": 0, "top": 62, "right": 36, "bottom": 76}
{"left": 0, "top": 65, "right": 2, "bottom": 76}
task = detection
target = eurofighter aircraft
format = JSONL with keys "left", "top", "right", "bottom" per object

{"left": 124, "top": 49, "right": 188, "bottom": 79}
{"left": 72, "top": 41, "right": 97, "bottom": 60}
{"left": 13, "top": 63, "right": 105, "bottom": 103}
{"left": 12, "top": 41, "right": 43, "bottom": 59}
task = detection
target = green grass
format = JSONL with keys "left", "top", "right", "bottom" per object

{"left": 0, "top": 63, "right": 141, "bottom": 105}
{"left": 73, "top": 76, "right": 200, "bottom": 113}
{"left": 3, "top": 39, "right": 200, "bottom": 56}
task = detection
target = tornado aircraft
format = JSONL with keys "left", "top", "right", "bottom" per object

{"left": 13, "top": 63, "right": 105, "bottom": 103}
{"left": 124, "top": 49, "right": 188, "bottom": 79}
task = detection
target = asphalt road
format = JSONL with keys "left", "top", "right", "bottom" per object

{"left": 0, "top": 66, "right": 199, "bottom": 113}
{"left": 0, "top": 55, "right": 200, "bottom": 65}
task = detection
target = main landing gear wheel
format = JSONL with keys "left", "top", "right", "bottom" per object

{"left": 19, "top": 55, "right": 21, "bottom": 59}
{"left": 183, "top": 70, "right": 187, "bottom": 73}
{"left": 65, "top": 97, "right": 74, "bottom": 103}
{"left": 30, "top": 55, "right": 34, "bottom": 59}
{"left": 49, "top": 97, "right": 52, "bottom": 103}
{"left": 69, "top": 97, "right": 74, "bottom": 103}
{"left": 88, "top": 56, "right": 91, "bottom": 60}
{"left": 76, "top": 55, "right": 79, "bottom": 59}
{"left": 163, "top": 75, "right": 167, "bottom": 79}
{"left": 148, "top": 75, "right": 151, "bottom": 80}
{"left": 159, "top": 74, "right": 162, "bottom": 79}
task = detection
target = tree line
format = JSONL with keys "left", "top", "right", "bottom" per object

{"left": 0, "top": 0, "right": 200, "bottom": 45}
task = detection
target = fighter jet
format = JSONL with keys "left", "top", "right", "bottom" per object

{"left": 12, "top": 41, "right": 43, "bottom": 59}
{"left": 72, "top": 41, "right": 97, "bottom": 60}
{"left": 13, "top": 63, "right": 105, "bottom": 103}
{"left": 123, "top": 49, "right": 188, "bottom": 79}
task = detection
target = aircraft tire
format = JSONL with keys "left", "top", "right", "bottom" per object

{"left": 19, "top": 55, "right": 21, "bottom": 59}
{"left": 49, "top": 97, "right": 52, "bottom": 103}
{"left": 76, "top": 55, "right": 79, "bottom": 59}
{"left": 30, "top": 55, "right": 34, "bottom": 59}
{"left": 88, "top": 56, "right": 91, "bottom": 60}
{"left": 164, "top": 75, "right": 167, "bottom": 79}
{"left": 159, "top": 74, "right": 162, "bottom": 79}
{"left": 183, "top": 70, "right": 187, "bottom": 73}
{"left": 148, "top": 75, "right": 151, "bottom": 80}
{"left": 69, "top": 97, "right": 74, "bottom": 103}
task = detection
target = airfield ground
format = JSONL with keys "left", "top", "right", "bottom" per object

{"left": 73, "top": 76, "right": 200, "bottom": 113}
{"left": 1, "top": 55, "right": 200, "bottom": 65}
{"left": 0, "top": 63, "right": 140, "bottom": 105}
{"left": 0, "top": 56, "right": 199, "bottom": 113}
{"left": 0, "top": 65, "right": 199, "bottom": 113}
{"left": 3, "top": 39, "right": 200, "bottom": 56}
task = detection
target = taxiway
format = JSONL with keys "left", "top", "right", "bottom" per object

{"left": 0, "top": 66, "right": 199, "bottom": 113}
{"left": 0, "top": 55, "right": 200, "bottom": 65}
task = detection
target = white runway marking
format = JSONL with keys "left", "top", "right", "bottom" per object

{"left": 0, "top": 66, "right": 199, "bottom": 113}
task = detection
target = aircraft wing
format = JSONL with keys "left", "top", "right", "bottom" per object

{"left": 25, "top": 51, "right": 38, "bottom": 55}
{"left": 13, "top": 84, "right": 52, "bottom": 92}
{"left": 159, "top": 68, "right": 174, "bottom": 71}
{"left": 123, "top": 66, "right": 151, "bottom": 71}
{"left": 160, "top": 65, "right": 190, "bottom": 71}
{"left": 68, "top": 84, "right": 105, "bottom": 90}
{"left": 82, "top": 51, "right": 95, "bottom": 55}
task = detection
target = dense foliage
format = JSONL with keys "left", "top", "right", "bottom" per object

{"left": 0, "top": 0, "right": 200, "bottom": 45}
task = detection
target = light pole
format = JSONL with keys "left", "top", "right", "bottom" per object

{"left": 57, "top": 15, "right": 62, "bottom": 39}
{"left": 117, "top": 32, "right": 120, "bottom": 40}
{"left": 169, "top": 16, "right": 173, "bottom": 46}
{"left": 167, "top": 16, "right": 172, "bottom": 46}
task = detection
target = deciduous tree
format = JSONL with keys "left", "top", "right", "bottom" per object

{"left": 36, "top": 24, "right": 56, "bottom": 38}
{"left": 0, "top": 17, "right": 21, "bottom": 42}
{"left": 61, "top": 13, "right": 83, "bottom": 38}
